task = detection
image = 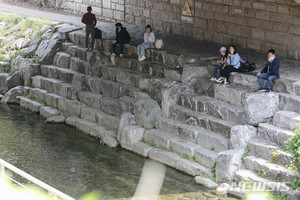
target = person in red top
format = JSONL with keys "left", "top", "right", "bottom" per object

{"left": 81, "top": 6, "right": 97, "bottom": 51}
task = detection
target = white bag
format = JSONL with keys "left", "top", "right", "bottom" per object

{"left": 155, "top": 39, "right": 164, "bottom": 49}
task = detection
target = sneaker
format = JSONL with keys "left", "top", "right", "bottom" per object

{"left": 138, "top": 55, "right": 142, "bottom": 60}
{"left": 210, "top": 77, "right": 217, "bottom": 82}
{"left": 111, "top": 53, "right": 116, "bottom": 57}
{"left": 223, "top": 82, "right": 230, "bottom": 87}
{"left": 216, "top": 78, "right": 224, "bottom": 83}
{"left": 139, "top": 55, "right": 146, "bottom": 61}
{"left": 119, "top": 54, "right": 124, "bottom": 57}
{"left": 257, "top": 87, "right": 267, "bottom": 92}
{"left": 265, "top": 88, "right": 272, "bottom": 93}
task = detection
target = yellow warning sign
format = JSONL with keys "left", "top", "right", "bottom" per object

{"left": 182, "top": 0, "right": 192, "bottom": 16}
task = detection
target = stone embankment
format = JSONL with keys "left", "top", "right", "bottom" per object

{"left": 0, "top": 23, "right": 300, "bottom": 199}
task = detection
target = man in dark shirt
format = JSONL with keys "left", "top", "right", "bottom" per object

{"left": 257, "top": 49, "right": 280, "bottom": 93}
{"left": 81, "top": 6, "right": 97, "bottom": 51}
{"left": 111, "top": 23, "right": 131, "bottom": 57}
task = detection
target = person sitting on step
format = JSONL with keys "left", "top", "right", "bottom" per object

{"left": 81, "top": 6, "right": 97, "bottom": 52}
{"left": 210, "top": 47, "right": 227, "bottom": 82}
{"left": 137, "top": 25, "right": 155, "bottom": 61}
{"left": 257, "top": 49, "right": 280, "bottom": 93}
{"left": 218, "top": 45, "right": 241, "bottom": 86}
{"left": 111, "top": 23, "right": 131, "bottom": 57}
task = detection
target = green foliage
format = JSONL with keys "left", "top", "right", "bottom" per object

{"left": 258, "top": 169, "right": 268, "bottom": 178}
{"left": 79, "top": 191, "right": 101, "bottom": 200}
{"left": 32, "top": 56, "right": 40, "bottom": 64}
{"left": 180, "top": 154, "right": 197, "bottom": 162}
{"left": 225, "top": 133, "right": 230, "bottom": 139}
{"left": 285, "top": 124, "right": 300, "bottom": 174}
{"left": 8, "top": 69, "right": 15, "bottom": 76}
{"left": 210, "top": 162, "right": 216, "bottom": 174}
{"left": 291, "top": 178, "right": 300, "bottom": 191}
{"left": 271, "top": 149, "right": 280, "bottom": 164}
{"left": 141, "top": 138, "right": 173, "bottom": 152}
{"left": 242, "top": 147, "right": 250, "bottom": 161}
{"left": 271, "top": 193, "right": 290, "bottom": 200}
{"left": 36, "top": 36, "right": 46, "bottom": 45}
{"left": 202, "top": 175, "right": 219, "bottom": 183}
{"left": 24, "top": 94, "right": 46, "bottom": 105}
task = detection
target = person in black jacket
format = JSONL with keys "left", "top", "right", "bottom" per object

{"left": 257, "top": 49, "right": 280, "bottom": 93}
{"left": 111, "top": 23, "right": 131, "bottom": 57}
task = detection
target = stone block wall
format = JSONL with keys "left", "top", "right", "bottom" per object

{"left": 14, "top": 0, "right": 300, "bottom": 60}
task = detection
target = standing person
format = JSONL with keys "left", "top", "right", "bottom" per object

{"left": 210, "top": 47, "right": 227, "bottom": 82}
{"left": 257, "top": 49, "right": 280, "bottom": 93}
{"left": 111, "top": 23, "right": 131, "bottom": 57}
{"left": 221, "top": 45, "right": 241, "bottom": 86}
{"left": 137, "top": 25, "right": 155, "bottom": 61}
{"left": 81, "top": 6, "right": 97, "bottom": 51}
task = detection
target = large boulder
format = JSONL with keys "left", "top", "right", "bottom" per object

{"left": 161, "top": 82, "right": 190, "bottom": 117}
{"left": 244, "top": 93, "right": 279, "bottom": 125}
{"left": 1, "top": 86, "right": 29, "bottom": 104}
{"left": 35, "top": 39, "right": 62, "bottom": 64}
{"left": 56, "top": 24, "right": 82, "bottom": 40}
{"left": 216, "top": 149, "right": 244, "bottom": 183}
{"left": 120, "top": 125, "right": 145, "bottom": 151}
{"left": 6, "top": 71, "right": 24, "bottom": 90}
{"left": 133, "top": 98, "right": 162, "bottom": 129}
{"left": 230, "top": 125, "right": 257, "bottom": 149}
{"left": 117, "top": 112, "right": 136, "bottom": 142}
{"left": 182, "top": 63, "right": 209, "bottom": 83}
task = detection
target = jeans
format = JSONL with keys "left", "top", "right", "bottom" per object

{"left": 85, "top": 24, "right": 95, "bottom": 49}
{"left": 257, "top": 73, "right": 277, "bottom": 89}
{"left": 213, "top": 65, "right": 223, "bottom": 79}
{"left": 137, "top": 43, "right": 153, "bottom": 56}
{"left": 112, "top": 40, "right": 130, "bottom": 54}
{"left": 223, "top": 65, "right": 240, "bottom": 81}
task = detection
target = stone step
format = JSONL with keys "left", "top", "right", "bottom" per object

{"left": 66, "top": 44, "right": 87, "bottom": 61}
{"left": 68, "top": 30, "right": 86, "bottom": 48}
{"left": 144, "top": 129, "right": 218, "bottom": 169}
{"left": 69, "top": 57, "right": 91, "bottom": 74}
{"left": 40, "top": 106, "right": 60, "bottom": 118}
{"left": 53, "top": 52, "right": 71, "bottom": 68}
{"left": 101, "top": 66, "right": 150, "bottom": 88}
{"left": 19, "top": 96, "right": 44, "bottom": 113}
{"left": 169, "top": 105, "right": 237, "bottom": 137}
{"left": 258, "top": 123, "right": 294, "bottom": 148}
{"left": 273, "top": 110, "right": 300, "bottom": 130}
{"left": 155, "top": 117, "right": 229, "bottom": 152}
{"left": 179, "top": 94, "right": 245, "bottom": 124}
{"left": 32, "top": 75, "right": 74, "bottom": 99}
{"left": 65, "top": 116, "right": 118, "bottom": 148}
{"left": 279, "top": 93, "right": 300, "bottom": 112}
{"left": 235, "top": 170, "right": 299, "bottom": 200}
{"left": 40, "top": 65, "right": 77, "bottom": 83}
{"left": 248, "top": 138, "right": 293, "bottom": 167}
{"left": 149, "top": 148, "right": 213, "bottom": 177}
{"left": 0, "top": 73, "right": 8, "bottom": 94}
{"left": 29, "top": 88, "right": 48, "bottom": 102}
{"left": 77, "top": 90, "right": 103, "bottom": 110}
{"left": 243, "top": 156, "right": 300, "bottom": 183}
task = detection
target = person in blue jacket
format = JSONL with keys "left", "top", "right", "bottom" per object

{"left": 257, "top": 49, "right": 280, "bottom": 93}
{"left": 221, "top": 45, "right": 241, "bottom": 86}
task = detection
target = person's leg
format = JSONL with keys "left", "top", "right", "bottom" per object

{"left": 223, "top": 65, "right": 234, "bottom": 81}
{"left": 90, "top": 26, "right": 95, "bottom": 49}
{"left": 85, "top": 28, "right": 90, "bottom": 48}
{"left": 267, "top": 75, "right": 276, "bottom": 89}
{"left": 257, "top": 73, "right": 269, "bottom": 88}
{"left": 141, "top": 43, "right": 150, "bottom": 56}
{"left": 213, "top": 66, "right": 222, "bottom": 78}
{"left": 137, "top": 44, "right": 142, "bottom": 55}
{"left": 119, "top": 41, "right": 125, "bottom": 55}
{"left": 112, "top": 41, "right": 118, "bottom": 54}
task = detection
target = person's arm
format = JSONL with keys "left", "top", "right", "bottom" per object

{"left": 81, "top": 14, "right": 86, "bottom": 24}
{"left": 93, "top": 14, "right": 97, "bottom": 25}
{"left": 260, "top": 63, "right": 268, "bottom": 74}
{"left": 269, "top": 59, "right": 279, "bottom": 75}
{"left": 149, "top": 32, "right": 155, "bottom": 43}
{"left": 231, "top": 54, "right": 240, "bottom": 67}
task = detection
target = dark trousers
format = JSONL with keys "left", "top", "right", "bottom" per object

{"left": 223, "top": 65, "right": 240, "bottom": 81}
{"left": 86, "top": 24, "right": 95, "bottom": 49}
{"left": 112, "top": 40, "right": 130, "bottom": 54}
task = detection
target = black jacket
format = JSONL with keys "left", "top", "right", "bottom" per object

{"left": 260, "top": 57, "right": 280, "bottom": 79}
{"left": 115, "top": 27, "right": 131, "bottom": 43}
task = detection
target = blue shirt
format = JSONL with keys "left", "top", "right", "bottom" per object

{"left": 226, "top": 53, "right": 241, "bottom": 69}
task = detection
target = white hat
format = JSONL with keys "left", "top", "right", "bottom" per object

{"left": 219, "top": 47, "right": 226, "bottom": 51}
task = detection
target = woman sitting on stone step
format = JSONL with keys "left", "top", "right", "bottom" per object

{"left": 217, "top": 45, "right": 241, "bottom": 86}
{"left": 137, "top": 25, "right": 155, "bottom": 62}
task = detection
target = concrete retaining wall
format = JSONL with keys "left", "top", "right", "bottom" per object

{"left": 16, "top": 0, "right": 300, "bottom": 60}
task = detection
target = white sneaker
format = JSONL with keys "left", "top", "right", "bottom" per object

{"left": 139, "top": 55, "right": 146, "bottom": 61}
{"left": 210, "top": 77, "right": 217, "bottom": 82}
{"left": 223, "top": 78, "right": 229, "bottom": 86}
{"left": 138, "top": 55, "right": 142, "bottom": 60}
{"left": 216, "top": 78, "right": 224, "bottom": 83}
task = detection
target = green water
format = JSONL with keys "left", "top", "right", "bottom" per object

{"left": 0, "top": 104, "right": 207, "bottom": 199}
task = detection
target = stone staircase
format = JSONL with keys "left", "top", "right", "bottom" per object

{"left": 1, "top": 24, "right": 300, "bottom": 199}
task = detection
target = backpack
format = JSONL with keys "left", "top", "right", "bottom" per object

{"left": 95, "top": 27, "right": 102, "bottom": 39}
{"left": 155, "top": 39, "right": 164, "bottom": 49}
{"left": 239, "top": 61, "right": 256, "bottom": 73}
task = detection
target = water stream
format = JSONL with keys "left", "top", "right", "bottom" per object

{"left": 0, "top": 104, "right": 232, "bottom": 200}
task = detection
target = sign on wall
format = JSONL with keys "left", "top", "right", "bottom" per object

{"left": 181, "top": 0, "right": 193, "bottom": 23}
